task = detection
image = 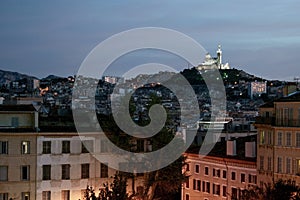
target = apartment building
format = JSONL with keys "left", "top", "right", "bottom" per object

{"left": 182, "top": 136, "right": 257, "bottom": 200}
{"left": 255, "top": 91, "right": 300, "bottom": 186}
{"left": 0, "top": 105, "right": 145, "bottom": 200}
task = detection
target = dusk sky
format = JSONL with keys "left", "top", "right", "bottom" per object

{"left": 0, "top": 0, "right": 300, "bottom": 81}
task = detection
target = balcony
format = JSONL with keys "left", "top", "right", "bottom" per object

{"left": 255, "top": 116, "right": 275, "bottom": 125}
{"left": 255, "top": 117, "right": 300, "bottom": 127}
{"left": 275, "top": 119, "right": 300, "bottom": 127}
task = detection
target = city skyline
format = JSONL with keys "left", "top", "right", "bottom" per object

{"left": 0, "top": 0, "right": 300, "bottom": 81}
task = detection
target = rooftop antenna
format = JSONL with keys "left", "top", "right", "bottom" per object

{"left": 294, "top": 77, "right": 299, "bottom": 90}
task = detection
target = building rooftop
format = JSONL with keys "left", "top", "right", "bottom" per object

{"left": 187, "top": 135, "right": 257, "bottom": 162}
{"left": 0, "top": 104, "right": 37, "bottom": 112}
{"left": 275, "top": 91, "right": 300, "bottom": 102}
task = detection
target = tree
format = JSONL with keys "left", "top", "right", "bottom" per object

{"left": 83, "top": 172, "right": 129, "bottom": 200}
{"left": 240, "top": 179, "right": 300, "bottom": 200}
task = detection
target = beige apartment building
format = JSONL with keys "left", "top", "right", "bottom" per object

{"left": 0, "top": 104, "right": 146, "bottom": 200}
{"left": 256, "top": 92, "right": 300, "bottom": 186}
{"left": 182, "top": 136, "right": 257, "bottom": 200}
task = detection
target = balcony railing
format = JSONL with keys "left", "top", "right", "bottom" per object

{"left": 275, "top": 119, "right": 300, "bottom": 127}
{"left": 255, "top": 116, "right": 275, "bottom": 125}
{"left": 255, "top": 117, "right": 300, "bottom": 127}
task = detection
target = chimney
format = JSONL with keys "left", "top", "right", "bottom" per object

{"left": 245, "top": 141, "right": 256, "bottom": 158}
{"left": 226, "top": 140, "right": 236, "bottom": 156}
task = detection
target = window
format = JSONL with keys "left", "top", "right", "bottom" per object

{"left": 231, "top": 172, "right": 236, "bottom": 180}
{"left": 62, "top": 141, "right": 70, "bottom": 153}
{"left": 232, "top": 188, "right": 238, "bottom": 199}
{"left": 267, "top": 157, "right": 272, "bottom": 171}
{"left": 249, "top": 174, "right": 257, "bottom": 184}
{"left": 21, "top": 166, "right": 30, "bottom": 181}
{"left": 206, "top": 182, "right": 210, "bottom": 193}
{"left": 204, "top": 167, "right": 209, "bottom": 175}
{"left": 81, "top": 164, "right": 89, "bottom": 179}
{"left": 11, "top": 117, "right": 19, "bottom": 127}
{"left": 21, "top": 192, "right": 30, "bottom": 200}
{"left": 21, "top": 141, "right": 30, "bottom": 154}
{"left": 81, "top": 140, "right": 93, "bottom": 153}
{"left": 260, "top": 131, "right": 265, "bottom": 144}
{"left": 185, "top": 194, "right": 189, "bottom": 200}
{"left": 186, "top": 163, "right": 190, "bottom": 172}
{"left": 100, "top": 163, "right": 108, "bottom": 178}
{"left": 286, "top": 157, "right": 291, "bottom": 174}
{"left": 296, "top": 133, "right": 300, "bottom": 147}
{"left": 100, "top": 140, "right": 108, "bottom": 153}
{"left": 185, "top": 178, "right": 189, "bottom": 188}
{"left": 241, "top": 173, "right": 245, "bottom": 183}
{"left": 267, "top": 131, "right": 272, "bottom": 145}
{"left": 42, "top": 141, "right": 51, "bottom": 154}
{"left": 42, "top": 165, "right": 51, "bottom": 180}
{"left": 213, "top": 184, "right": 220, "bottom": 195}
{"left": 195, "top": 164, "right": 199, "bottom": 173}
{"left": 297, "top": 159, "right": 300, "bottom": 174}
{"left": 0, "top": 166, "right": 8, "bottom": 181}
{"left": 222, "top": 170, "right": 227, "bottom": 179}
{"left": 277, "top": 132, "right": 282, "bottom": 146}
{"left": 222, "top": 186, "right": 227, "bottom": 197}
{"left": 0, "top": 193, "right": 8, "bottom": 200}
{"left": 192, "top": 179, "right": 201, "bottom": 191}
{"left": 0, "top": 141, "right": 8, "bottom": 154}
{"left": 213, "top": 169, "right": 220, "bottom": 177}
{"left": 137, "top": 139, "right": 144, "bottom": 152}
{"left": 286, "top": 132, "right": 292, "bottom": 146}
{"left": 42, "top": 191, "right": 51, "bottom": 200}
{"left": 202, "top": 181, "right": 205, "bottom": 192}
{"left": 61, "top": 190, "right": 70, "bottom": 200}
{"left": 197, "top": 180, "right": 201, "bottom": 191}
{"left": 277, "top": 157, "right": 282, "bottom": 173}
{"left": 62, "top": 164, "right": 70, "bottom": 180}
{"left": 260, "top": 156, "right": 264, "bottom": 170}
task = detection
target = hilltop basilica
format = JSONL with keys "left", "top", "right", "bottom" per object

{"left": 196, "top": 44, "right": 230, "bottom": 71}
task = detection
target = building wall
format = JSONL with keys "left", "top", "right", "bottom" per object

{"left": 36, "top": 133, "right": 145, "bottom": 200}
{"left": 0, "top": 132, "right": 37, "bottom": 200}
{"left": 0, "top": 113, "right": 34, "bottom": 128}
{"left": 256, "top": 100, "right": 300, "bottom": 186}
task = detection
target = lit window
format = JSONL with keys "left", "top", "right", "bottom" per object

{"left": 21, "top": 192, "right": 30, "bottom": 200}
{"left": 21, "top": 141, "right": 30, "bottom": 154}
{"left": 61, "top": 190, "right": 70, "bottom": 200}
